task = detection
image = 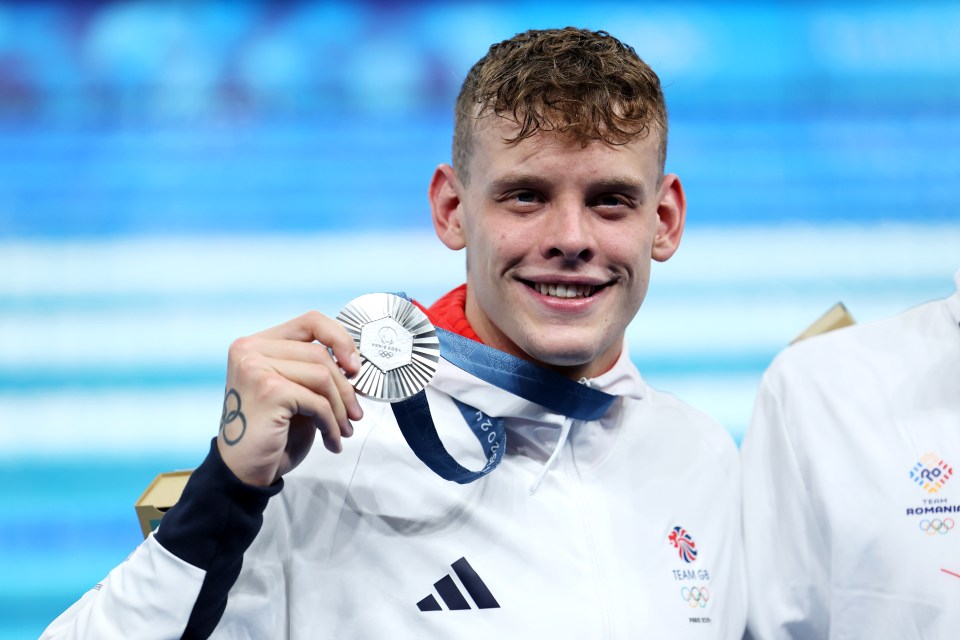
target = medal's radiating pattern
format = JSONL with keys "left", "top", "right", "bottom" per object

{"left": 336, "top": 293, "right": 440, "bottom": 402}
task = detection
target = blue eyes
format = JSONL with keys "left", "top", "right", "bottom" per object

{"left": 595, "top": 194, "right": 629, "bottom": 207}
{"left": 507, "top": 192, "right": 630, "bottom": 208}
{"left": 512, "top": 191, "right": 540, "bottom": 203}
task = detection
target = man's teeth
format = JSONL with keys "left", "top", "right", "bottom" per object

{"left": 533, "top": 283, "right": 596, "bottom": 298}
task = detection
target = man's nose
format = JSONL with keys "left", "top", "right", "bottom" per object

{"left": 544, "top": 201, "right": 594, "bottom": 262}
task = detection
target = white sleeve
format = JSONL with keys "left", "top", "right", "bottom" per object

{"left": 40, "top": 536, "right": 205, "bottom": 639}
{"left": 741, "top": 371, "right": 831, "bottom": 640}
{"left": 39, "top": 439, "right": 284, "bottom": 639}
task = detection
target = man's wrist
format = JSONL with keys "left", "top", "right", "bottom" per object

{"left": 154, "top": 437, "right": 283, "bottom": 570}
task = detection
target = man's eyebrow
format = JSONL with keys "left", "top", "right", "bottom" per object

{"left": 487, "top": 173, "right": 546, "bottom": 192}
{"left": 487, "top": 174, "right": 648, "bottom": 199}
{"left": 592, "top": 177, "right": 647, "bottom": 199}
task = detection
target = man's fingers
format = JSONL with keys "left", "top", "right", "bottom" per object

{"left": 255, "top": 339, "right": 333, "bottom": 363}
{"left": 280, "top": 378, "right": 347, "bottom": 454}
{"left": 255, "top": 311, "right": 361, "bottom": 375}
{"left": 257, "top": 339, "right": 349, "bottom": 371}
{"left": 267, "top": 358, "right": 358, "bottom": 436}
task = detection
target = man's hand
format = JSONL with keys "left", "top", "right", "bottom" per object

{"left": 216, "top": 311, "right": 364, "bottom": 487}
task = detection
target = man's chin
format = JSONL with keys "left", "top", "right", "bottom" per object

{"left": 533, "top": 348, "right": 596, "bottom": 367}
{"left": 519, "top": 340, "right": 607, "bottom": 376}
{"left": 513, "top": 325, "right": 624, "bottom": 378}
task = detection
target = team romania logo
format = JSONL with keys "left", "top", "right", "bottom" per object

{"left": 668, "top": 526, "right": 698, "bottom": 563}
{"left": 910, "top": 453, "right": 954, "bottom": 494}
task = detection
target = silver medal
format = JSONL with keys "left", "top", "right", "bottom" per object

{"left": 336, "top": 293, "right": 440, "bottom": 402}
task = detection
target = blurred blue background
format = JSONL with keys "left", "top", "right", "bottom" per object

{"left": 1, "top": 1, "right": 958, "bottom": 636}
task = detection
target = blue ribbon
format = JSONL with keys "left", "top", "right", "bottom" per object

{"left": 391, "top": 328, "right": 616, "bottom": 484}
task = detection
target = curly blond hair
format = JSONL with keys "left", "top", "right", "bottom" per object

{"left": 453, "top": 27, "right": 667, "bottom": 183}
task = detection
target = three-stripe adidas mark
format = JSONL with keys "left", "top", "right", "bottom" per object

{"left": 417, "top": 557, "right": 500, "bottom": 612}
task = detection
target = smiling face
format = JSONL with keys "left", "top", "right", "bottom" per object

{"left": 431, "top": 117, "right": 686, "bottom": 379}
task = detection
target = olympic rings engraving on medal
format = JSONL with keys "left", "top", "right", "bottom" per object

{"left": 680, "top": 586, "right": 710, "bottom": 608}
{"left": 919, "top": 518, "right": 955, "bottom": 535}
{"left": 220, "top": 388, "right": 247, "bottom": 445}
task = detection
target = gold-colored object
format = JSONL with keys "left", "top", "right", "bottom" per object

{"left": 790, "top": 302, "right": 856, "bottom": 344}
{"left": 134, "top": 470, "right": 192, "bottom": 538}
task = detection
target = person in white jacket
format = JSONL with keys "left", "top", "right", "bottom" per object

{"left": 741, "top": 271, "right": 960, "bottom": 639}
{"left": 43, "top": 27, "right": 746, "bottom": 639}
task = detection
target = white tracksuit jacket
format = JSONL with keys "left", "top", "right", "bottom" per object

{"left": 741, "top": 270, "right": 960, "bottom": 639}
{"left": 43, "top": 346, "right": 746, "bottom": 639}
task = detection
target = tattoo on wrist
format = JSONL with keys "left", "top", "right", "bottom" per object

{"left": 220, "top": 388, "right": 247, "bottom": 446}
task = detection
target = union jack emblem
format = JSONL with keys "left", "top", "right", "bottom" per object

{"left": 668, "top": 526, "right": 698, "bottom": 563}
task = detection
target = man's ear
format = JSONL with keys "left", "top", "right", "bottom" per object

{"left": 651, "top": 173, "right": 686, "bottom": 262}
{"left": 429, "top": 164, "right": 466, "bottom": 250}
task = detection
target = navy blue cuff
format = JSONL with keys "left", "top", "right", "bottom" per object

{"left": 154, "top": 438, "right": 282, "bottom": 570}
{"left": 154, "top": 438, "right": 283, "bottom": 639}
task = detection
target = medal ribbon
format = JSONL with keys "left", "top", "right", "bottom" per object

{"left": 390, "top": 328, "right": 616, "bottom": 484}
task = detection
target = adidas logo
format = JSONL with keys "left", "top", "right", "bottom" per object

{"left": 417, "top": 557, "right": 500, "bottom": 612}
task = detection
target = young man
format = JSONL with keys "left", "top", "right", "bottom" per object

{"left": 44, "top": 28, "right": 745, "bottom": 638}
{"left": 741, "top": 270, "right": 960, "bottom": 639}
